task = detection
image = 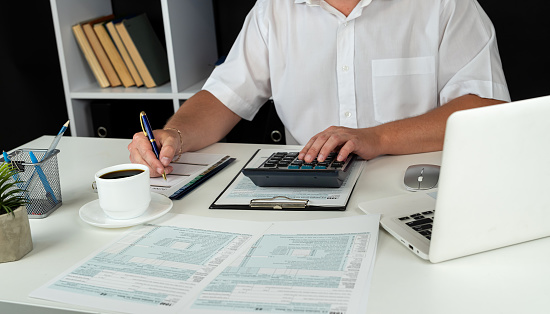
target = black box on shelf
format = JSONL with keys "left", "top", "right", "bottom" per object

{"left": 91, "top": 100, "right": 174, "bottom": 139}
{"left": 225, "top": 100, "right": 286, "bottom": 145}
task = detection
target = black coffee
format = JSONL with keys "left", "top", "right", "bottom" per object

{"left": 100, "top": 169, "right": 144, "bottom": 179}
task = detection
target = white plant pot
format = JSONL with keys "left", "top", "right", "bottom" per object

{"left": 0, "top": 206, "right": 33, "bottom": 263}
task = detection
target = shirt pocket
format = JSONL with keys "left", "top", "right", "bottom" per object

{"left": 372, "top": 57, "right": 437, "bottom": 124}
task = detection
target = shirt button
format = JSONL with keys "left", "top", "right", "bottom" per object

{"left": 342, "top": 65, "right": 349, "bottom": 71}
{"left": 345, "top": 111, "right": 352, "bottom": 118}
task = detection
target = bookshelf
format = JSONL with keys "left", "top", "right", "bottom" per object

{"left": 50, "top": 0, "right": 218, "bottom": 137}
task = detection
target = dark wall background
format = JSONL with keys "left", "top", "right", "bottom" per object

{"left": 1, "top": 1, "right": 548, "bottom": 151}
{"left": 479, "top": 0, "right": 550, "bottom": 101}
{"left": 212, "top": 0, "right": 257, "bottom": 57}
{"left": 0, "top": 2, "right": 67, "bottom": 152}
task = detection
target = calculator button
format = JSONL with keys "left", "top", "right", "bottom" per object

{"left": 243, "top": 151, "right": 357, "bottom": 188}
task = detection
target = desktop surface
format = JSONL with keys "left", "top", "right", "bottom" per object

{"left": 0, "top": 136, "right": 549, "bottom": 314}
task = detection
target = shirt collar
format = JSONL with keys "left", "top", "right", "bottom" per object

{"left": 295, "top": 0, "right": 372, "bottom": 8}
{"left": 295, "top": 0, "right": 320, "bottom": 5}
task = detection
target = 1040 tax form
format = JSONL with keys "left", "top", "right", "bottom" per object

{"left": 30, "top": 213, "right": 380, "bottom": 314}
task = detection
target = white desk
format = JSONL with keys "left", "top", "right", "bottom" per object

{"left": 1, "top": 136, "right": 549, "bottom": 314}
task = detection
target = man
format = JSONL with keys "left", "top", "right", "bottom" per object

{"left": 129, "top": 0, "right": 510, "bottom": 177}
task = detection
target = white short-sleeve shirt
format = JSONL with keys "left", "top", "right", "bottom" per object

{"left": 203, "top": 0, "right": 510, "bottom": 145}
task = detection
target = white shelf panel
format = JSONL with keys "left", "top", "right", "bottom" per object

{"left": 164, "top": 0, "right": 218, "bottom": 92}
{"left": 71, "top": 84, "right": 174, "bottom": 100}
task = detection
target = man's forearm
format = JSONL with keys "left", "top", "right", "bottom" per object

{"left": 164, "top": 90, "right": 242, "bottom": 152}
{"left": 376, "top": 94, "right": 507, "bottom": 156}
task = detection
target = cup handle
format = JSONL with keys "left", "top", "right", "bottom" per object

{"left": 91, "top": 181, "right": 98, "bottom": 193}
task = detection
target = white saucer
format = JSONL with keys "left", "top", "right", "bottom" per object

{"left": 79, "top": 193, "right": 173, "bottom": 228}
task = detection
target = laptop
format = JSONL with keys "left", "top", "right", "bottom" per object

{"left": 359, "top": 95, "right": 550, "bottom": 263}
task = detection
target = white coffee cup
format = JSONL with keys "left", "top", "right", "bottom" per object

{"left": 94, "top": 164, "right": 151, "bottom": 219}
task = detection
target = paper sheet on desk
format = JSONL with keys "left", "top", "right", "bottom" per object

{"left": 30, "top": 213, "right": 380, "bottom": 314}
{"left": 150, "top": 152, "right": 229, "bottom": 198}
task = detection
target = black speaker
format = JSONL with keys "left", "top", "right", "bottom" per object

{"left": 91, "top": 100, "right": 173, "bottom": 139}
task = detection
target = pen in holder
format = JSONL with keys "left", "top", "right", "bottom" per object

{"left": 2, "top": 149, "right": 62, "bottom": 218}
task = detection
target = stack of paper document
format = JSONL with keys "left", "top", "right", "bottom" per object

{"left": 30, "top": 214, "right": 380, "bottom": 313}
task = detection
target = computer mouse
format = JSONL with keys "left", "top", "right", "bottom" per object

{"left": 404, "top": 164, "right": 440, "bottom": 191}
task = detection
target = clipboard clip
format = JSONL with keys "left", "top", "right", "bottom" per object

{"left": 250, "top": 196, "right": 309, "bottom": 209}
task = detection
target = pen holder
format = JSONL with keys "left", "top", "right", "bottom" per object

{"left": 3, "top": 149, "right": 62, "bottom": 219}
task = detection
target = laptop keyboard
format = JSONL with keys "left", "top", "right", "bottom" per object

{"left": 398, "top": 210, "right": 435, "bottom": 240}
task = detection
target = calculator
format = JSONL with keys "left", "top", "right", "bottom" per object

{"left": 242, "top": 152, "right": 356, "bottom": 188}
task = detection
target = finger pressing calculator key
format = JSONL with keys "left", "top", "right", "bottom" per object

{"left": 242, "top": 152, "right": 356, "bottom": 187}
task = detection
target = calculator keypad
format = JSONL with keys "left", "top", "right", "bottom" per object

{"left": 243, "top": 151, "right": 356, "bottom": 188}
{"left": 261, "top": 152, "right": 346, "bottom": 170}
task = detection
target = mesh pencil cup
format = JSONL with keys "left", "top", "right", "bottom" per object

{"left": 5, "top": 149, "right": 62, "bottom": 218}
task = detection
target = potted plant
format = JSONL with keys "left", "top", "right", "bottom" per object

{"left": 0, "top": 162, "right": 33, "bottom": 263}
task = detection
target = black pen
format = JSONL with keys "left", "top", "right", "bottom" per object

{"left": 140, "top": 111, "right": 167, "bottom": 180}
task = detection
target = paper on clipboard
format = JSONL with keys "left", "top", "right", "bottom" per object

{"left": 150, "top": 153, "right": 231, "bottom": 199}
{"left": 210, "top": 149, "right": 365, "bottom": 210}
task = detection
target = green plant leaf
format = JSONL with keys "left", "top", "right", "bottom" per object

{"left": 0, "top": 162, "right": 28, "bottom": 215}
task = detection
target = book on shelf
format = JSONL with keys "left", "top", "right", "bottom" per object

{"left": 71, "top": 23, "right": 110, "bottom": 88}
{"left": 114, "top": 13, "right": 170, "bottom": 88}
{"left": 81, "top": 15, "right": 122, "bottom": 87}
{"left": 105, "top": 18, "right": 144, "bottom": 87}
{"left": 93, "top": 22, "right": 135, "bottom": 88}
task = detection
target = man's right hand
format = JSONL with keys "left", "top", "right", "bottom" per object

{"left": 127, "top": 91, "right": 243, "bottom": 177}
{"left": 128, "top": 129, "right": 181, "bottom": 178}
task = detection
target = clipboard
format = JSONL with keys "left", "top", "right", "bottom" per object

{"left": 209, "top": 149, "right": 365, "bottom": 211}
